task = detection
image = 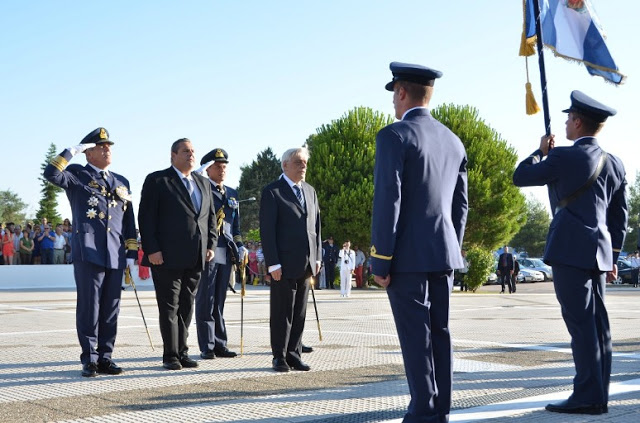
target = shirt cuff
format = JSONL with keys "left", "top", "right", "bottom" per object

{"left": 268, "top": 264, "right": 281, "bottom": 273}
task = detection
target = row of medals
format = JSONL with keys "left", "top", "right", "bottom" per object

{"left": 86, "top": 180, "right": 129, "bottom": 220}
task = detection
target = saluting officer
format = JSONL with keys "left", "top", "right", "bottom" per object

{"left": 370, "top": 62, "right": 468, "bottom": 423}
{"left": 514, "top": 91, "right": 627, "bottom": 415}
{"left": 195, "top": 148, "right": 246, "bottom": 359}
{"left": 44, "top": 127, "right": 137, "bottom": 377}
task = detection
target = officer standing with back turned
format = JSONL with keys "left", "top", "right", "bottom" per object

{"left": 370, "top": 62, "right": 468, "bottom": 423}
{"left": 44, "top": 127, "right": 138, "bottom": 377}
{"left": 514, "top": 90, "right": 627, "bottom": 415}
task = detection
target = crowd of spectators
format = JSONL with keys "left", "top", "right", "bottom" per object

{"left": 243, "top": 241, "right": 270, "bottom": 285}
{"left": 0, "top": 217, "right": 74, "bottom": 265}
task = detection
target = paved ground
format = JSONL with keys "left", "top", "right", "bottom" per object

{"left": 1, "top": 279, "right": 639, "bottom": 422}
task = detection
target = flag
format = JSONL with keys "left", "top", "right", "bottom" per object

{"left": 525, "top": 0, "right": 625, "bottom": 84}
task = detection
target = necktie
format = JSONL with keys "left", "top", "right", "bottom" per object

{"left": 293, "top": 184, "right": 305, "bottom": 208}
{"left": 183, "top": 177, "right": 200, "bottom": 210}
{"left": 216, "top": 184, "right": 225, "bottom": 196}
{"left": 100, "top": 171, "right": 111, "bottom": 189}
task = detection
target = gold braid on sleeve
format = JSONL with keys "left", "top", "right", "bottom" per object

{"left": 50, "top": 155, "right": 68, "bottom": 171}
{"left": 125, "top": 239, "right": 138, "bottom": 251}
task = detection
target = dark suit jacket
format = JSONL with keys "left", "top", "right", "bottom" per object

{"left": 44, "top": 149, "right": 137, "bottom": 269}
{"left": 513, "top": 137, "right": 627, "bottom": 271}
{"left": 370, "top": 108, "right": 468, "bottom": 276}
{"left": 497, "top": 252, "right": 514, "bottom": 273}
{"left": 259, "top": 177, "right": 322, "bottom": 280}
{"left": 138, "top": 167, "right": 217, "bottom": 269}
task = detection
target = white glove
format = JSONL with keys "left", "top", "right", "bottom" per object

{"left": 238, "top": 246, "right": 248, "bottom": 262}
{"left": 126, "top": 258, "right": 135, "bottom": 271}
{"left": 194, "top": 160, "right": 215, "bottom": 177}
{"left": 69, "top": 143, "right": 96, "bottom": 156}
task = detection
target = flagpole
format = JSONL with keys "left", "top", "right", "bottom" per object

{"left": 532, "top": 0, "right": 551, "bottom": 136}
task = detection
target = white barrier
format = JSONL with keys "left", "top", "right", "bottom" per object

{"left": 0, "top": 264, "right": 153, "bottom": 290}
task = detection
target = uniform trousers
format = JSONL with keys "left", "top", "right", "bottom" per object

{"left": 324, "top": 263, "right": 336, "bottom": 288}
{"left": 151, "top": 265, "right": 201, "bottom": 363}
{"left": 73, "top": 260, "right": 123, "bottom": 364}
{"left": 387, "top": 271, "right": 453, "bottom": 423}
{"left": 270, "top": 273, "right": 310, "bottom": 363}
{"left": 552, "top": 263, "right": 611, "bottom": 406}
{"left": 340, "top": 268, "right": 352, "bottom": 297}
{"left": 195, "top": 259, "right": 232, "bottom": 353}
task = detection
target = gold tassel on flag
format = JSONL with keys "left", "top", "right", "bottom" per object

{"left": 525, "top": 61, "right": 540, "bottom": 115}
{"left": 519, "top": 0, "right": 536, "bottom": 57}
{"left": 521, "top": 0, "right": 540, "bottom": 115}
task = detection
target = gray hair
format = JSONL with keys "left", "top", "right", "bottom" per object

{"left": 281, "top": 147, "right": 309, "bottom": 171}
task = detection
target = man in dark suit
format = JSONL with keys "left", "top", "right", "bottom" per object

{"left": 514, "top": 90, "right": 627, "bottom": 415}
{"left": 259, "top": 147, "right": 322, "bottom": 373}
{"left": 44, "top": 127, "right": 138, "bottom": 377}
{"left": 322, "top": 236, "right": 338, "bottom": 289}
{"left": 138, "top": 138, "right": 217, "bottom": 370}
{"left": 195, "top": 148, "right": 245, "bottom": 359}
{"left": 497, "top": 246, "right": 515, "bottom": 294}
{"left": 371, "top": 62, "right": 468, "bottom": 423}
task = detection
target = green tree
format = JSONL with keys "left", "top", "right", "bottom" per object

{"left": 305, "top": 107, "right": 394, "bottom": 248}
{"left": 510, "top": 196, "right": 551, "bottom": 257}
{"left": 432, "top": 104, "right": 526, "bottom": 250}
{"left": 0, "top": 190, "right": 28, "bottom": 225}
{"left": 465, "top": 246, "right": 494, "bottom": 292}
{"left": 36, "top": 143, "right": 63, "bottom": 224}
{"left": 623, "top": 171, "right": 640, "bottom": 253}
{"left": 237, "top": 147, "right": 282, "bottom": 236}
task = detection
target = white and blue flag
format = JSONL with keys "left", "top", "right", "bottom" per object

{"left": 525, "top": 0, "right": 625, "bottom": 84}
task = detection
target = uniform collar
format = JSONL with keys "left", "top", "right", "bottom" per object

{"left": 88, "top": 163, "right": 110, "bottom": 175}
{"left": 401, "top": 106, "right": 429, "bottom": 120}
{"left": 573, "top": 136, "right": 598, "bottom": 146}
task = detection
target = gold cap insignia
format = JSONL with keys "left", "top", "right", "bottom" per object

{"left": 215, "top": 149, "right": 224, "bottom": 158}
{"left": 99, "top": 128, "right": 107, "bottom": 139}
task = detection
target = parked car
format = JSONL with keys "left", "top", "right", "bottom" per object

{"left": 517, "top": 258, "right": 553, "bottom": 281}
{"left": 613, "top": 259, "right": 635, "bottom": 284}
{"left": 516, "top": 268, "right": 545, "bottom": 283}
{"left": 487, "top": 272, "right": 498, "bottom": 284}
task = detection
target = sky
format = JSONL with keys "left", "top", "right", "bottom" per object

{"left": 1, "top": 0, "right": 638, "bottom": 221}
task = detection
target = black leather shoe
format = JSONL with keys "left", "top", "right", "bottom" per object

{"left": 302, "top": 345, "right": 313, "bottom": 353}
{"left": 180, "top": 356, "right": 198, "bottom": 368}
{"left": 97, "top": 359, "right": 123, "bottom": 375}
{"left": 286, "top": 359, "right": 311, "bottom": 371}
{"left": 163, "top": 361, "right": 182, "bottom": 370}
{"left": 272, "top": 358, "right": 290, "bottom": 372}
{"left": 214, "top": 348, "right": 237, "bottom": 358}
{"left": 545, "top": 399, "right": 605, "bottom": 415}
{"left": 81, "top": 362, "right": 98, "bottom": 377}
{"left": 200, "top": 351, "right": 215, "bottom": 359}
